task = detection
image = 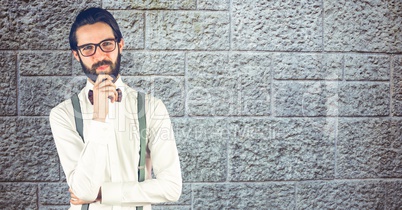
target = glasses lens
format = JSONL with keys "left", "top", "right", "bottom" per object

{"left": 78, "top": 40, "right": 116, "bottom": 57}
{"left": 100, "top": 40, "right": 116, "bottom": 52}
{"left": 80, "top": 45, "right": 96, "bottom": 57}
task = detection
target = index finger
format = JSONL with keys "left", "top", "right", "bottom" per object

{"left": 95, "top": 74, "right": 114, "bottom": 85}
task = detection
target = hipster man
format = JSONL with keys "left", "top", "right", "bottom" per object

{"left": 50, "top": 7, "right": 182, "bottom": 209}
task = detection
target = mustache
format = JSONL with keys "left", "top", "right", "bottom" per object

{"left": 91, "top": 60, "right": 113, "bottom": 72}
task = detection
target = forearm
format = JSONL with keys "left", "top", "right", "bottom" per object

{"left": 101, "top": 167, "right": 182, "bottom": 205}
{"left": 51, "top": 108, "right": 114, "bottom": 201}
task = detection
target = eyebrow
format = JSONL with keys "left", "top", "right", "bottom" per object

{"left": 77, "top": 38, "right": 116, "bottom": 48}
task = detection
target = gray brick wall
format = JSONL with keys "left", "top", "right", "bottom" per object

{"left": 0, "top": 0, "right": 401, "bottom": 209}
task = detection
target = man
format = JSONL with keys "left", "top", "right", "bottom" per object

{"left": 49, "top": 7, "right": 182, "bottom": 209}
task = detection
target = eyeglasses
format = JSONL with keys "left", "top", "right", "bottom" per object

{"left": 77, "top": 39, "right": 117, "bottom": 57}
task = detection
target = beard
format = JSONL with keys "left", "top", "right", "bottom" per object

{"left": 79, "top": 52, "right": 121, "bottom": 83}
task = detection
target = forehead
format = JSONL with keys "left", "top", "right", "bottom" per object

{"left": 76, "top": 22, "right": 114, "bottom": 45}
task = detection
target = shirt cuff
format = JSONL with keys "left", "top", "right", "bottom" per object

{"left": 101, "top": 182, "right": 123, "bottom": 205}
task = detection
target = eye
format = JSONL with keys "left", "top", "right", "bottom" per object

{"left": 81, "top": 45, "right": 94, "bottom": 51}
{"left": 101, "top": 41, "right": 114, "bottom": 47}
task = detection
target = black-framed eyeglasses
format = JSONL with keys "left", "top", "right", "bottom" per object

{"left": 77, "top": 39, "right": 117, "bottom": 57}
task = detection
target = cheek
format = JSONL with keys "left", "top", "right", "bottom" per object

{"left": 80, "top": 58, "right": 94, "bottom": 68}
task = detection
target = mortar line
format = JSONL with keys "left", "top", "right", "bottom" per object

{"left": 389, "top": 55, "right": 394, "bottom": 117}
{"left": 184, "top": 52, "right": 189, "bottom": 118}
{"left": 143, "top": 11, "right": 147, "bottom": 50}
{"left": 321, "top": 0, "right": 325, "bottom": 52}
{"left": 191, "top": 183, "right": 194, "bottom": 210}
{"left": 5, "top": 49, "right": 400, "bottom": 55}
{"left": 294, "top": 182, "right": 298, "bottom": 208}
{"left": 16, "top": 51, "right": 20, "bottom": 117}
{"left": 226, "top": 0, "right": 233, "bottom": 185}
{"left": 37, "top": 183, "right": 40, "bottom": 209}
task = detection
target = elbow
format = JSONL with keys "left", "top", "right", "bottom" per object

{"left": 70, "top": 182, "right": 100, "bottom": 202}
{"left": 166, "top": 179, "right": 182, "bottom": 202}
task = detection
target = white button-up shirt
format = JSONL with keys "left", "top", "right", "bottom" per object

{"left": 50, "top": 77, "right": 182, "bottom": 209}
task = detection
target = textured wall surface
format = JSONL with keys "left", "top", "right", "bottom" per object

{"left": 1, "top": 0, "right": 402, "bottom": 209}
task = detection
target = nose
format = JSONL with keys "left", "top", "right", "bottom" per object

{"left": 92, "top": 45, "right": 107, "bottom": 61}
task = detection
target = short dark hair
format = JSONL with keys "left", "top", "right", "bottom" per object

{"left": 69, "top": 7, "right": 123, "bottom": 51}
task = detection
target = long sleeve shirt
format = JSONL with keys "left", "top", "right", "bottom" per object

{"left": 49, "top": 77, "right": 182, "bottom": 209}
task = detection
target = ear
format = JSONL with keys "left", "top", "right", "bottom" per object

{"left": 72, "top": 50, "right": 80, "bottom": 62}
{"left": 118, "top": 39, "right": 124, "bottom": 53}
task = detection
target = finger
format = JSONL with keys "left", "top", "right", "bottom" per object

{"left": 70, "top": 198, "right": 83, "bottom": 205}
{"left": 69, "top": 188, "right": 77, "bottom": 198}
{"left": 70, "top": 192, "right": 78, "bottom": 199}
{"left": 97, "top": 79, "right": 116, "bottom": 90}
{"left": 95, "top": 74, "right": 114, "bottom": 85}
{"left": 101, "top": 88, "right": 118, "bottom": 102}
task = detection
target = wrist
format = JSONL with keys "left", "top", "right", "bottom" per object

{"left": 92, "top": 113, "right": 106, "bottom": 122}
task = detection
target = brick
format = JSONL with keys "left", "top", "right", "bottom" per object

{"left": 273, "top": 53, "right": 342, "bottom": 80}
{"left": 3, "top": 0, "right": 101, "bottom": 50}
{"left": 392, "top": 55, "right": 402, "bottom": 116}
{"left": 0, "top": 118, "right": 17, "bottom": 180}
{"left": 122, "top": 51, "right": 185, "bottom": 76}
{"left": 0, "top": 183, "right": 38, "bottom": 209}
{"left": 337, "top": 118, "right": 402, "bottom": 179}
{"left": 152, "top": 206, "right": 191, "bottom": 210}
{"left": 1, "top": 118, "right": 59, "bottom": 181}
{"left": 229, "top": 118, "right": 336, "bottom": 181}
{"left": 324, "top": 0, "right": 402, "bottom": 52}
{"left": 40, "top": 206, "right": 71, "bottom": 210}
{"left": 177, "top": 184, "right": 192, "bottom": 205}
{"left": 152, "top": 77, "right": 185, "bottom": 117}
{"left": 297, "top": 180, "right": 386, "bottom": 209}
{"left": 20, "top": 77, "right": 85, "bottom": 116}
{"left": 123, "top": 77, "right": 184, "bottom": 117}
{"left": 19, "top": 51, "right": 71, "bottom": 76}
{"left": 1, "top": 118, "right": 60, "bottom": 181}
{"left": 193, "top": 183, "right": 295, "bottom": 209}
{"left": 110, "top": 11, "right": 145, "bottom": 50}
{"left": 232, "top": 0, "right": 322, "bottom": 51}
{"left": 0, "top": 52, "right": 17, "bottom": 115}
{"left": 39, "top": 183, "right": 69, "bottom": 205}
{"left": 122, "top": 77, "right": 153, "bottom": 94}
{"left": 146, "top": 11, "right": 229, "bottom": 50}
{"left": 344, "top": 54, "right": 390, "bottom": 81}
{"left": 386, "top": 180, "right": 402, "bottom": 209}
{"left": 187, "top": 52, "right": 231, "bottom": 77}
{"left": 187, "top": 76, "right": 238, "bottom": 116}
{"left": 0, "top": 5, "right": 18, "bottom": 49}
{"left": 339, "top": 82, "right": 389, "bottom": 116}
{"left": 172, "top": 118, "right": 228, "bottom": 182}
{"left": 72, "top": 56, "right": 85, "bottom": 76}
{"left": 197, "top": 0, "right": 229, "bottom": 10}
{"left": 273, "top": 81, "right": 339, "bottom": 117}
{"left": 104, "top": 0, "right": 196, "bottom": 9}
{"left": 187, "top": 53, "right": 271, "bottom": 116}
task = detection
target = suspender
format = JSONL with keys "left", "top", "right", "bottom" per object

{"left": 71, "top": 94, "right": 84, "bottom": 142}
{"left": 71, "top": 92, "right": 146, "bottom": 210}
{"left": 136, "top": 92, "right": 146, "bottom": 210}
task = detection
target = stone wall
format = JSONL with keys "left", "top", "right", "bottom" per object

{"left": 1, "top": 0, "right": 402, "bottom": 209}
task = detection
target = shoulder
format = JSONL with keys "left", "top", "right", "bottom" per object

{"left": 50, "top": 98, "right": 72, "bottom": 117}
{"left": 49, "top": 96, "right": 76, "bottom": 127}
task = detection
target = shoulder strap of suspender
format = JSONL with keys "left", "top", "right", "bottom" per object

{"left": 71, "top": 92, "right": 147, "bottom": 210}
{"left": 137, "top": 92, "right": 146, "bottom": 183}
{"left": 71, "top": 94, "right": 88, "bottom": 210}
{"left": 136, "top": 92, "right": 146, "bottom": 210}
{"left": 71, "top": 94, "right": 84, "bottom": 143}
